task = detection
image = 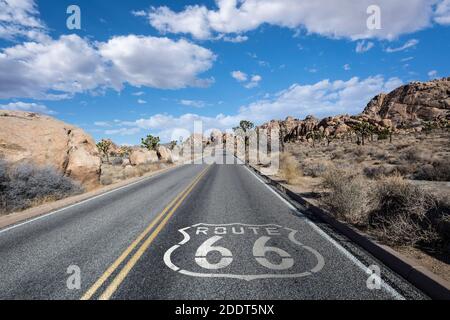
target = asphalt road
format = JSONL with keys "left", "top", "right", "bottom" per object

{"left": 0, "top": 152, "right": 427, "bottom": 300}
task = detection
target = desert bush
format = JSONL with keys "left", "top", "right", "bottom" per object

{"left": 363, "top": 165, "right": 396, "bottom": 179}
{"left": 373, "top": 150, "right": 389, "bottom": 161}
{"left": 111, "top": 157, "right": 124, "bottom": 166}
{"left": 331, "top": 150, "right": 345, "bottom": 160}
{"left": 321, "top": 169, "right": 369, "bottom": 224}
{"left": 1, "top": 162, "right": 83, "bottom": 213}
{"left": 415, "top": 160, "right": 450, "bottom": 181}
{"left": 369, "top": 176, "right": 440, "bottom": 246}
{"left": 352, "top": 147, "right": 368, "bottom": 157}
{"left": 303, "top": 161, "right": 329, "bottom": 178}
{"left": 401, "top": 146, "right": 432, "bottom": 163}
{"left": 279, "top": 153, "right": 302, "bottom": 184}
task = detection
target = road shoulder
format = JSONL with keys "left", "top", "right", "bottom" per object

{"left": 246, "top": 163, "right": 450, "bottom": 300}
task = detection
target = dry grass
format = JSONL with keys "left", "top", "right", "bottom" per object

{"left": 286, "top": 131, "right": 450, "bottom": 182}
{"left": 320, "top": 168, "right": 369, "bottom": 225}
{"left": 369, "top": 176, "right": 440, "bottom": 246}
{"left": 279, "top": 152, "right": 302, "bottom": 185}
{"left": 100, "top": 162, "right": 167, "bottom": 186}
{"left": 319, "top": 169, "right": 447, "bottom": 248}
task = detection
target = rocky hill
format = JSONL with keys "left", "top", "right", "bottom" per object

{"left": 0, "top": 111, "right": 101, "bottom": 189}
{"left": 259, "top": 77, "right": 450, "bottom": 143}
{"left": 363, "top": 77, "right": 450, "bottom": 125}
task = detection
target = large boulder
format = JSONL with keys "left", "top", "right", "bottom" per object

{"left": 129, "top": 148, "right": 158, "bottom": 165}
{"left": 0, "top": 111, "right": 101, "bottom": 189}
{"left": 157, "top": 146, "right": 173, "bottom": 162}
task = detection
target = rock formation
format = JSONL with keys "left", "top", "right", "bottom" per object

{"left": 258, "top": 78, "right": 450, "bottom": 143}
{"left": 0, "top": 111, "right": 101, "bottom": 189}
{"left": 129, "top": 149, "right": 159, "bottom": 166}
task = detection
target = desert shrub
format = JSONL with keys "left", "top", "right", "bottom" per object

{"left": 363, "top": 165, "right": 396, "bottom": 179}
{"left": 1, "top": 162, "right": 83, "bottom": 213}
{"left": 111, "top": 157, "right": 123, "bottom": 166}
{"left": 401, "top": 146, "right": 432, "bottom": 163}
{"left": 303, "top": 161, "right": 329, "bottom": 177}
{"left": 331, "top": 150, "right": 345, "bottom": 160}
{"left": 279, "top": 153, "right": 302, "bottom": 184}
{"left": 321, "top": 169, "right": 369, "bottom": 224}
{"left": 373, "top": 150, "right": 389, "bottom": 161}
{"left": 415, "top": 160, "right": 450, "bottom": 181}
{"left": 352, "top": 147, "right": 367, "bottom": 157}
{"left": 394, "top": 163, "right": 417, "bottom": 177}
{"left": 100, "top": 175, "right": 114, "bottom": 186}
{"left": 368, "top": 176, "right": 440, "bottom": 246}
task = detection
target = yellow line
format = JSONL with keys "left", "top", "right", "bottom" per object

{"left": 98, "top": 166, "right": 210, "bottom": 300}
{"left": 80, "top": 166, "right": 210, "bottom": 300}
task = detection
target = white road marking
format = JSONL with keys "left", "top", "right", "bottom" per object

{"left": 164, "top": 223, "right": 325, "bottom": 281}
{"left": 0, "top": 165, "right": 184, "bottom": 236}
{"left": 243, "top": 164, "right": 405, "bottom": 300}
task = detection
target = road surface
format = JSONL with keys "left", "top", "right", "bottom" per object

{"left": 0, "top": 152, "right": 426, "bottom": 300}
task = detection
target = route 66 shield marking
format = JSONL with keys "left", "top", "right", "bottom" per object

{"left": 163, "top": 223, "right": 325, "bottom": 281}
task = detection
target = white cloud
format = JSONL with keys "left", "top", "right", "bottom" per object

{"left": 343, "top": 64, "right": 351, "bottom": 71}
{"left": 0, "top": 34, "right": 216, "bottom": 99}
{"left": 355, "top": 40, "right": 374, "bottom": 53}
{"left": 428, "top": 70, "right": 438, "bottom": 78}
{"left": 0, "top": 101, "right": 54, "bottom": 114}
{"left": 231, "top": 70, "right": 248, "bottom": 82}
{"left": 132, "top": 91, "right": 145, "bottom": 96}
{"left": 105, "top": 127, "right": 141, "bottom": 136}
{"left": 137, "top": 99, "right": 147, "bottom": 104}
{"left": 145, "top": 0, "right": 440, "bottom": 41}
{"left": 245, "top": 75, "right": 262, "bottom": 89}
{"left": 94, "top": 121, "right": 111, "bottom": 127}
{"left": 99, "top": 35, "right": 216, "bottom": 90}
{"left": 115, "top": 75, "right": 402, "bottom": 141}
{"left": 0, "top": 0, "right": 49, "bottom": 42}
{"left": 401, "top": 56, "right": 414, "bottom": 62}
{"left": 435, "top": 0, "right": 450, "bottom": 25}
{"left": 385, "top": 39, "right": 419, "bottom": 53}
{"left": 179, "top": 99, "right": 206, "bottom": 108}
{"left": 131, "top": 10, "right": 147, "bottom": 17}
{"left": 0, "top": 34, "right": 110, "bottom": 100}
{"left": 231, "top": 71, "right": 262, "bottom": 88}
{"left": 223, "top": 35, "right": 249, "bottom": 43}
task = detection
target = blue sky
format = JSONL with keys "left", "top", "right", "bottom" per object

{"left": 0, "top": 0, "right": 449, "bottom": 144}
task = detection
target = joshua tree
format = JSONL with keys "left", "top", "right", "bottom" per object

{"left": 168, "top": 141, "right": 177, "bottom": 150}
{"left": 238, "top": 120, "right": 254, "bottom": 133}
{"left": 306, "top": 130, "right": 323, "bottom": 147}
{"left": 423, "top": 121, "right": 438, "bottom": 135}
{"left": 377, "top": 127, "right": 393, "bottom": 143}
{"left": 354, "top": 121, "right": 374, "bottom": 146}
{"left": 118, "top": 146, "right": 132, "bottom": 157}
{"left": 96, "top": 139, "right": 112, "bottom": 163}
{"left": 234, "top": 120, "right": 255, "bottom": 163}
{"left": 141, "top": 135, "right": 160, "bottom": 151}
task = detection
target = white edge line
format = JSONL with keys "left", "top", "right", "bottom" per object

{"left": 243, "top": 164, "right": 405, "bottom": 300}
{"left": 0, "top": 165, "right": 183, "bottom": 236}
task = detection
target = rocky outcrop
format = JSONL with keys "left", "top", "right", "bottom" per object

{"left": 258, "top": 78, "right": 449, "bottom": 143}
{"left": 129, "top": 148, "right": 159, "bottom": 166}
{"left": 362, "top": 77, "right": 450, "bottom": 126}
{"left": 0, "top": 111, "right": 101, "bottom": 189}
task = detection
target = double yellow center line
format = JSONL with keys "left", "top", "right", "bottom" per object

{"left": 80, "top": 166, "right": 210, "bottom": 300}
